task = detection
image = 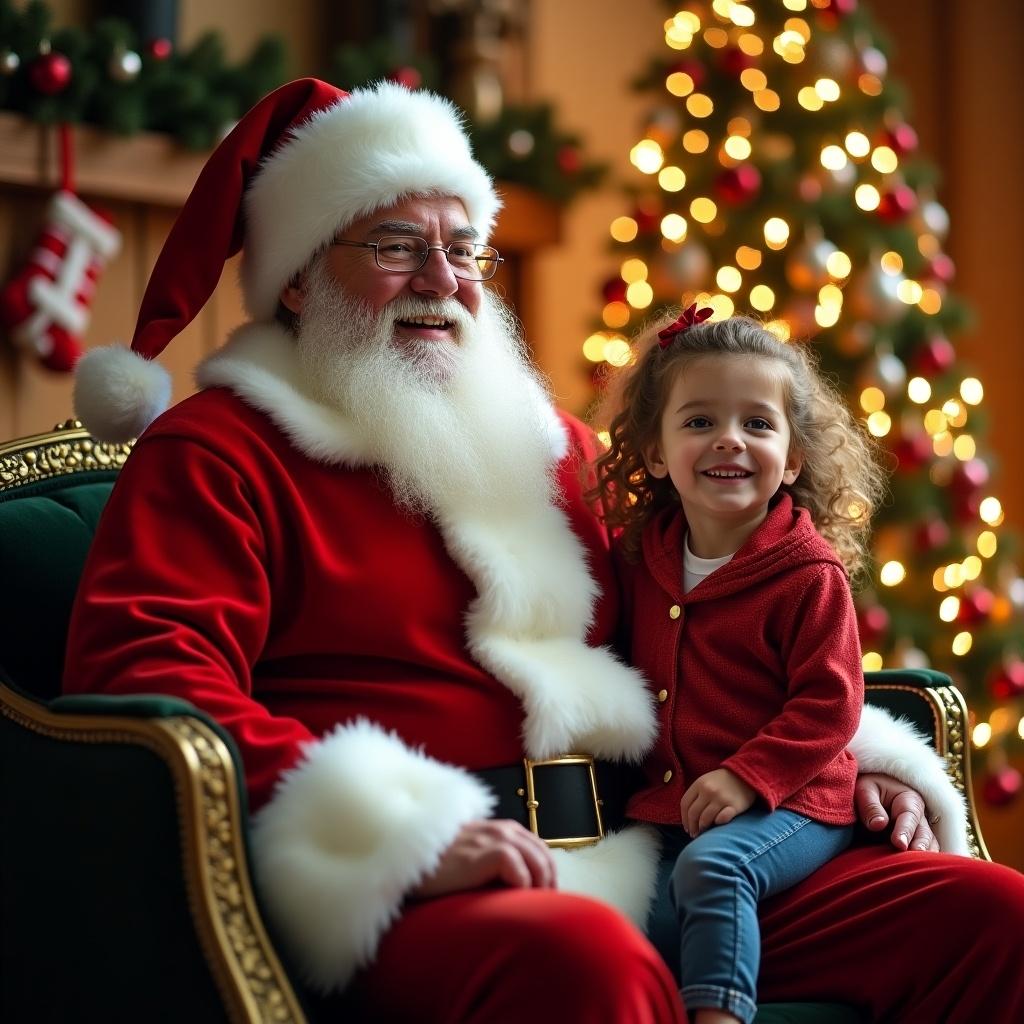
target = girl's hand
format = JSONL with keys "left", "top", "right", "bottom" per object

{"left": 680, "top": 768, "right": 756, "bottom": 837}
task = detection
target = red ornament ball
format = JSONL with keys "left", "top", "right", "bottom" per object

{"left": 957, "top": 587, "right": 994, "bottom": 625}
{"left": 714, "top": 164, "right": 761, "bottom": 206}
{"left": 601, "top": 277, "right": 628, "bottom": 304}
{"left": 924, "top": 253, "right": 956, "bottom": 284}
{"left": 982, "top": 766, "right": 1023, "bottom": 807}
{"left": 147, "top": 38, "right": 173, "bottom": 60}
{"left": 857, "top": 604, "right": 890, "bottom": 647}
{"left": 667, "top": 58, "right": 705, "bottom": 91}
{"left": 388, "top": 66, "right": 422, "bottom": 90}
{"left": 913, "top": 334, "right": 956, "bottom": 377}
{"left": 29, "top": 51, "right": 72, "bottom": 95}
{"left": 893, "top": 431, "right": 933, "bottom": 473}
{"left": 884, "top": 123, "right": 919, "bottom": 155}
{"left": 876, "top": 185, "right": 917, "bottom": 223}
{"left": 989, "top": 660, "right": 1024, "bottom": 701}
{"left": 632, "top": 200, "right": 662, "bottom": 234}
{"left": 913, "top": 516, "right": 950, "bottom": 551}
{"left": 719, "top": 46, "right": 757, "bottom": 78}
{"left": 951, "top": 457, "right": 990, "bottom": 496}
{"left": 557, "top": 145, "right": 582, "bottom": 175}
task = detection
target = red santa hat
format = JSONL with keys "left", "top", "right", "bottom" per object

{"left": 74, "top": 77, "right": 500, "bottom": 442}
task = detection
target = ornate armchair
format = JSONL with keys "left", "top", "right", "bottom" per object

{"left": 0, "top": 421, "right": 989, "bottom": 1023}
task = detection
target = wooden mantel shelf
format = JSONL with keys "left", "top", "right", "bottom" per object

{"left": 0, "top": 111, "right": 562, "bottom": 251}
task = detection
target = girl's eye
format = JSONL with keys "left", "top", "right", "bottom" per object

{"left": 746, "top": 417, "right": 773, "bottom": 431}
{"left": 684, "top": 416, "right": 712, "bottom": 429}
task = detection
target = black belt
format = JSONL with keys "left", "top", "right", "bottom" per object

{"left": 474, "top": 755, "right": 635, "bottom": 849}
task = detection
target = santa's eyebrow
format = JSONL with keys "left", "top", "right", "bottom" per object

{"left": 367, "top": 220, "right": 479, "bottom": 240}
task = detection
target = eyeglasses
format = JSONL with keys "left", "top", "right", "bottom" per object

{"left": 331, "top": 235, "right": 503, "bottom": 281}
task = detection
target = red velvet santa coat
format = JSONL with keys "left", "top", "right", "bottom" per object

{"left": 64, "top": 322, "right": 969, "bottom": 993}
{"left": 63, "top": 322, "right": 662, "bottom": 991}
{"left": 624, "top": 495, "right": 860, "bottom": 827}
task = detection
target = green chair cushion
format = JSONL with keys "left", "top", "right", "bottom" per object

{"left": 0, "top": 705, "right": 227, "bottom": 1022}
{"left": 0, "top": 479, "right": 115, "bottom": 699}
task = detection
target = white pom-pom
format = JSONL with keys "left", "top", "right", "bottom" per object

{"left": 73, "top": 345, "right": 172, "bottom": 442}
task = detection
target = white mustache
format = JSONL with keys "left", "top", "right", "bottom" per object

{"left": 384, "top": 296, "right": 474, "bottom": 340}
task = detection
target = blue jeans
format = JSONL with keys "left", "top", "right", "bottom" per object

{"left": 646, "top": 809, "right": 853, "bottom": 1024}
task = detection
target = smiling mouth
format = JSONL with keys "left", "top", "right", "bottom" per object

{"left": 702, "top": 468, "right": 752, "bottom": 479}
{"left": 396, "top": 315, "right": 455, "bottom": 331}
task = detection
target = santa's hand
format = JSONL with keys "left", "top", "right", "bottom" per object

{"left": 410, "top": 819, "right": 557, "bottom": 899}
{"left": 680, "top": 768, "right": 756, "bottom": 837}
{"left": 855, "top": 772, "right": 940, "bottom": 852}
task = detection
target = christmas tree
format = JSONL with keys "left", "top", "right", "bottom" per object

{"left": 587, "top": 0, "right": 1024, "bottom": 807}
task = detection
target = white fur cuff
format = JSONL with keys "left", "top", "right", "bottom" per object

{"left": 552, "top": 824, "right": 662, "bottom": 928}
{"left": 850, "top": 703, "right": 970, "bottom": 856}
{"left": 249, "top": 720, "right": 495, "bottom": 991}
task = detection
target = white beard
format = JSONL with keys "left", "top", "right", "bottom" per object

{"left": 294, "top": 258, "right": 558, "bottom": 520}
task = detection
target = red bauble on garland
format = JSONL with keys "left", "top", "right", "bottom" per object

{"left": 146, "top": 38, "right": 173, "bottom": 60}
{"left": 714, "top": 164, "right": 761, "bottom": 206}
{"left": 989, "top": 659, "right": 1024, "bottom": 700}
{"left": 913, "top": 334, "right": 956, "bottom": 377}
{"left": 982, "top": 765, "right": 1023, "bottom": 807}
{"left": 876, "top": 185, "right": 917, "bottom": 223}
{"left": 29, "top": 51, "right": 72, "bottom": 95}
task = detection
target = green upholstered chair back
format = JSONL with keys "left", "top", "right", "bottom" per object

{"left": 0, "top": 423, "right": 310, "bottom": 1023}
{"left": 0, "top": 477, "right": 116, "bottom": 698}
{"left": 0, "top": 422, "right": 131, "bottom": 698}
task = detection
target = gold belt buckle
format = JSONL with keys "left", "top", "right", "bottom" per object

{"left": 522, "top": 753, "right": 605, "bottom": 849}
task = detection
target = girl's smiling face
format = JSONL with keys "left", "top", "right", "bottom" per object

{"left": 644, "top": 353, "right": 803, "bottom": 556}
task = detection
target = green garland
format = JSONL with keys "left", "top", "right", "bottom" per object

{"left": 0, "top": 0, "right": 603, "bottom": 204}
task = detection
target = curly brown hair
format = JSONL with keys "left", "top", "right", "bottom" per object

{"left": 589, "top": 313, "right": 889, "bottom": 579}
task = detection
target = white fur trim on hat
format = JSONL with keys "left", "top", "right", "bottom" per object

{"left": 242, "top": 81, "right": 501, "bottom": 321}
{"left": 249, "top": 719, "right": 495, "bottom": 992}
{"left": 73, "top": 344, "right": 172, "bottom": 442}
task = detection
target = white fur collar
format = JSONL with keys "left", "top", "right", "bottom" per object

{"left": 196, "top": 321, "right": 657, "bottom": 763}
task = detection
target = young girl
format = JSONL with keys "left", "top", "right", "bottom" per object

{"left": 591, "top": 308, "right": 888, "bottom": 1024}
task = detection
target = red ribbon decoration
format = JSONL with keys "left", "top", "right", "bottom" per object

{"left": 657, "top": 302, "right": 714, "bottom": 349}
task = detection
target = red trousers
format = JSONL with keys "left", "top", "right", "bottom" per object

{"left": 328, "top": 845, "right": 1024, "bottom": 1024}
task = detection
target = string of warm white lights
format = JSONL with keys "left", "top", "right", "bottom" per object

{"left": 590, "top": 0, "right": 1023, "bottom": 804}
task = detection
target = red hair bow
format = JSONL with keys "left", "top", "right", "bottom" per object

{"left": 657, "top": 302, "right": 714, "bottom": 349}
